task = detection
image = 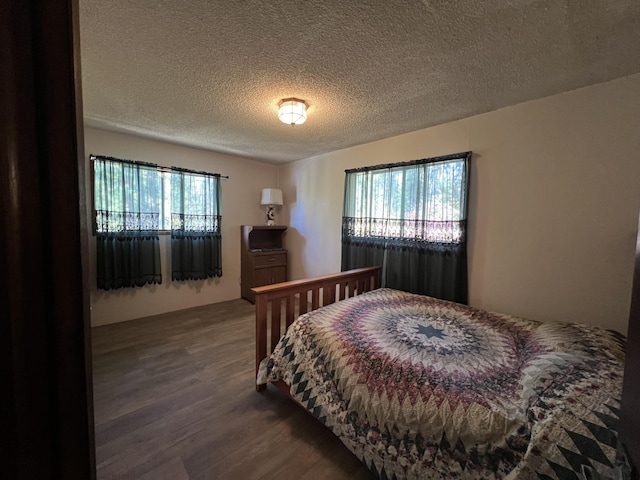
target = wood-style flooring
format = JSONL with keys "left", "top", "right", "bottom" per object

{"left": 92, "top": 298, "right": 374, "bottom": 480}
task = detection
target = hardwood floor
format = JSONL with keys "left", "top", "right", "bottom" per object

{"left": 92, "top": 298, "right": 374, "bottom": 480}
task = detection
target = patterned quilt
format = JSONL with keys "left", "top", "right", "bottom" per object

{"left": 257, "top": 288, "right": 628, "bottom": 479}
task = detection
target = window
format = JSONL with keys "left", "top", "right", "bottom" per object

{"left": 92, "top": 155, "right": 224, "bottom": 288}
{"left": 94, "top": 157, "right": 161, "bottom": 234}
{"left": 94, "top": 162, "right": 222, "bottom": 233}
{"left": 342, "top": 152, "right": 470, "bottom": 303}
{"left": 345, "top": 158, "right": 467, "bottom": 243}
{"left": 169, "top": 167, "right": 222, "bottom": 281}
{"left": 93, "top": 155, "right": 162, "bottom": 289}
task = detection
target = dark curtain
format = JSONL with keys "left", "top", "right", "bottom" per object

{"left": 385, "top": 238, "right": 468, "bottom": 303}
{"left": 341, "top": 235, "right": 386, "bottom": 274}
{"left": 341, "top": 152, "right": 470, "bottom": 304}
{"left": 96, "top": 232, "right": 162, "bottom": 289}
{"left": 171, "top": 167, "right": 222, "bottom": 281}
{"left": 94, "top": 156, "right": 162, "bottom": 290}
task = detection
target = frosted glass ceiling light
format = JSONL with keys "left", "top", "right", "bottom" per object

{"left": 278, "top": 98, "right": 308, "bottom": 125}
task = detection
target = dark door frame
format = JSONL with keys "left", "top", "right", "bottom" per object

{"left": 1, "top": 0, "right": 95, "bottom": 478}
{"left": 622, "top": 212, "right": 640, "bottom": 478}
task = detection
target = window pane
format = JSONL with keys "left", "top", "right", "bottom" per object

{"left": 170, "top": 169, "right": 221, "bottom": 233}
{"left": 94, "top": 158, "right": 160, "bottom": 232}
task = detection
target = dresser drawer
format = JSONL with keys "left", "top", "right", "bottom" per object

{"left": 254, "top": 252, "right": 287, "bottom": 268}
{"left": 254, "top": 266, "right": 286, "bottom": 287}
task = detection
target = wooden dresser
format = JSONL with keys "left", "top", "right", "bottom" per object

{"left": 240, "top": 225, "right": 287, "bottom": 303}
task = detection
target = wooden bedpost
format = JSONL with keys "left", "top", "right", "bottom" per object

{"left": 255, "top": 293, "right": 268, "bottom": 392}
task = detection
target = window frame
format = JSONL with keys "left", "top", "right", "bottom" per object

{"left": 343, "top": 151, "right": 471, "bottom": 245}
{"left": 90, "top": 155, "right": 226, "bottom": 235}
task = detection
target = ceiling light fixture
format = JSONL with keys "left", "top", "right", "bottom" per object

{"left": 278, "top": 98, "right": 308, "bottom": 126}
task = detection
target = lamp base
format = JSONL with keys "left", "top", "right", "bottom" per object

{"left": 265, "top": 205, "right": 276, "bottom": 226}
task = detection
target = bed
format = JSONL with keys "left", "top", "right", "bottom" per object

{"left": 253, "top": 267, "right": 628, "bottom": 479}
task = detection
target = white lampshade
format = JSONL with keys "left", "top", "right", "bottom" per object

{"left": 261, "top": 188, "right": 283, "bottom": 206}
{"left": 278, "top": 98, "right": 308, "bottom": 125}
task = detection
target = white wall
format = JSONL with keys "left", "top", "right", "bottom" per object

{"left": 278, "top": 74, "right": 640, "bottom": 335}
{"left": 85, "top": 128, "right": 280, "bottom": 326}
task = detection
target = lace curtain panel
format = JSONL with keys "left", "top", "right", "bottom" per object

{"left": 341, "top": 152, "right": 470, "bottom": 303}
{"left": 93, "top": 156, "right": 162, "bottom": 290}
{"left": 170, "top": 168, "right": 222, "bottom": 281}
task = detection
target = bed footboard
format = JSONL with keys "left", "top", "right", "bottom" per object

{"left": 253, "top": 266, "right": 380, "bottom": 392}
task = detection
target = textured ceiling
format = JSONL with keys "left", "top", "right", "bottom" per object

{"left": 79, "top": 0, "right": 640, "bottom": 164}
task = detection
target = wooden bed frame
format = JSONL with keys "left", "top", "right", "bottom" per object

{"left": 253, "top": 266, "right": 380, "bottom": 393}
